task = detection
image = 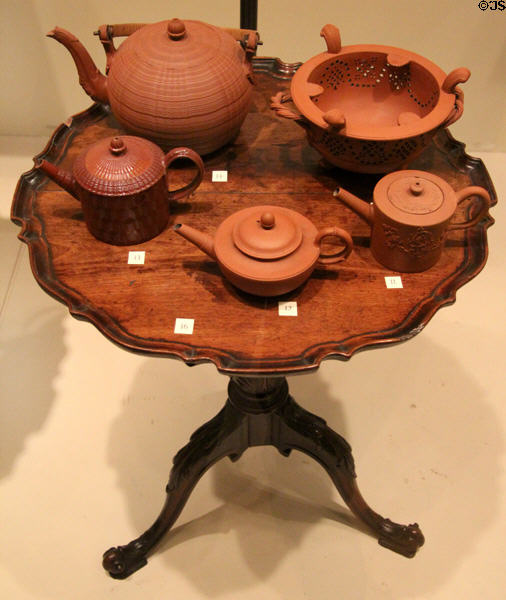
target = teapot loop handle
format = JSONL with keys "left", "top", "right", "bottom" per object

{"left": 448, "top": 186, "right": 490, "bottom": 231}
{"left": 164, "top": 147, "right": 205, "bottom": 201}
{"left": 315, "top": 227, "right": 354, "bottom": 264}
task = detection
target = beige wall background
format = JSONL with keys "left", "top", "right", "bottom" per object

{"left": 1, "top": 0, "right": 505, "bottom": 150}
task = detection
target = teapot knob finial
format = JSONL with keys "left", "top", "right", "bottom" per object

{"left": 167, "top": 18, "right": 186, "bottom": 40}
{"left": 109, "top": 137, "right": 126, "bottom": 155}
{"left": 260, "top": 212, "right": 275, "bottom": 229}
{"left": 410, "top": 180, "right": 424, "bottom": 196}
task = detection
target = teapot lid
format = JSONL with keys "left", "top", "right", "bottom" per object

{"left": 232, "top": 207, "right": 303, "bottom": 259}
{"left": 118, "top": 19, "right": 240, "bottom": 73}
{"left": 374, "top": 170, "right": 456, "bottom": 226}
{"left": 73, "top": 136, "right": 165, "bottom": 196}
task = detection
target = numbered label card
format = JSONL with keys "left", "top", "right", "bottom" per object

{"left": 128, "top": 251, "right": 145, "bottom": 265}
{"left": 174, "top": 318, "right": 194, "bottom": 335}
{"left": 385, "top": 276, "right": 403, "bottom": 289}
{"left": 212, "top": 170, "right": 228, "bottom": 182}
{"left": 278, "top": 301, "right": 298, "bottom": 316}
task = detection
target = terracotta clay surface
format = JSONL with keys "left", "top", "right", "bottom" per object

{"left": 48, "top": 19, "right": 258, "bottom": 154}
{"left": 334, "top": 170, "right": 491, "bottom": 272}
{"left": 174, "top": 205, "right": 353, "bottom": 296}
{"left": 11, "top": 58, "right": 495, "bottom": 374}
{"left": 271, "top": 24, "right": 470, "bottom": 173}
{"left": 36, "top": 135, "right": 204, "bottom": 245}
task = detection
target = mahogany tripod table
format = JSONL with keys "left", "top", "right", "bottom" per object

{"left": 11, "top": 58, "right": 495, "bottom": 578}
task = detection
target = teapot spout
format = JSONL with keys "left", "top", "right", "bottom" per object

{"left": 173, "top": 224, "right": 216, "bottom": 260}
{"left": 47, "top": 27, "right": 108, "bottom": 104}
{"left": 35, "top": 158, "right": 79, "bottom": 200}
{"left": 333, "top": 186, "right": 374, "bottom": 224}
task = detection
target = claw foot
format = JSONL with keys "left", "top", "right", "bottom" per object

{"left": 377, "top": 519, "right": 425, "bottom": 558}
{"left": 102, "top": 543, "right": 148, "bottom": 579}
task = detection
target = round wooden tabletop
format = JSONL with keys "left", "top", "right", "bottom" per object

{"left": 11, "top": 58, "right": 496, "bottom": 375}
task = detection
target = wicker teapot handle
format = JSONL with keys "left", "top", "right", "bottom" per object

{"left": 222, "top": 28, "right": 260, "bottom": 83}
{"left": 96, "top": 23, "right": 146, "bottom": 38}
{"left": 95, "top": 22, "right": 259, "bottom": 77}
{"left": 221, "top": 27, "right": 259, "bottom": 44}
{"left": 94, "top": 24, "right": 146, "bottom": 70}
{"left": 96, "top": 23, "right": 259, "bottom": 40}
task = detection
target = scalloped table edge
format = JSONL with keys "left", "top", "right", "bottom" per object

{"left": 10, "top": 58, "right": 496, "bottom": 376}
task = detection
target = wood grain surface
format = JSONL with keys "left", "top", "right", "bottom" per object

{"left": 11, "top": 58, "right": 496, "bottom": 375}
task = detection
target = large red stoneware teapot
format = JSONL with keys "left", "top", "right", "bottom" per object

{"left": 48, "top": 19, "right": 258, "bottom": 155}
{"left": 174, "top": 205, "right": 354, "bottom": 296}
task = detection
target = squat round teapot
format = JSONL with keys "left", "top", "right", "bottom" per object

{"left": 48, "top": 19, "right": 258, "bottom": 154}
{"left": 334, "top": 170, "right": 490, "bottom": 272}
{"left": 174, "top": 205, "right": 354, "bottom": 296}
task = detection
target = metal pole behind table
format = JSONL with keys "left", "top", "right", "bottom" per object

{"left": 240, "top": 0, "right": 258, "bottom": 29}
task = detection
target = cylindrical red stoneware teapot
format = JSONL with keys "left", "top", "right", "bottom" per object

{"left": 35, "top": 135, "right": 204, "bottom": 245}
{"left": 173, "top": 205, "right": 354, "bottom": 296}
{"left": 334, "top": 170, "right": 490, "bottom": 272}
{"left": 47, "top": 19, "right": 258, "bottom": 155}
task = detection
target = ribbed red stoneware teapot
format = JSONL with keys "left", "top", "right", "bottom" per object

{"left": 48, "top": 19, "right": 259, "bottom": 154}
{"left": 36, "top": 135, "right": 204, "bottom": 246}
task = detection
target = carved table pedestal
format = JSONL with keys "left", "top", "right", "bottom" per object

{"left": 102, "top": 376, "right": 423, "bottom": 578}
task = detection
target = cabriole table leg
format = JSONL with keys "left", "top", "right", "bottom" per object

{"left": 102, "top": 377, "right": 288, "bottom": 578}
{"left": 270, "top": 390, "right": 425, "bottom": 557}
{"left": 102, "top": 401, "right": 250, "bottom": 578}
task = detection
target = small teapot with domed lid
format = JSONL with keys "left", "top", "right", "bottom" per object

{"left": 174, "top": 204, "right": 354, "bottom": 296}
